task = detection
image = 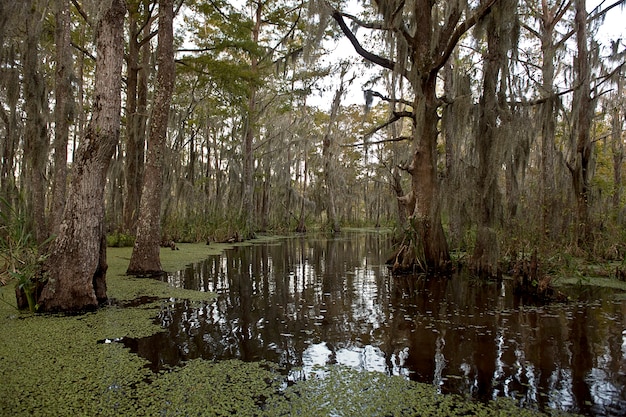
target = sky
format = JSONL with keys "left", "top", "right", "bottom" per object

{"left": 590, "top": 0, "right": 626, "bottom": 42}
{"left": 311, "top": 0, "right": 626, "bottom": 110}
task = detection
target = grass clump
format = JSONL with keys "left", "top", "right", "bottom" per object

{"left": 0, "top": 197, "right": 54, "bottom": 312}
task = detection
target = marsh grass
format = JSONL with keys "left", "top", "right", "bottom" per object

{"left": 0, "top": 197, "right": 53, "bottom": 311}
{"left": 0, "top": 240, "right": 580, "bottom": 416}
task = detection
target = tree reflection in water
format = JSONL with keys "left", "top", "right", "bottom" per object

{"left": 122, "top": 232, "right": 626, "bottom": 416}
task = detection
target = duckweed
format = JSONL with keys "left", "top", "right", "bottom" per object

{"left": 0, "top": 242, "right": 580, "bottom": 416}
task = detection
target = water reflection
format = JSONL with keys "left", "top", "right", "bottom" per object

{"left": 123, "top": 232, "right": 626, "bottom": 416}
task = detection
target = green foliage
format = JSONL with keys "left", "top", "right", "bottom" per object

{"left": 0, "top": 197, "right": 52, "bottom": 312}
{"left": 106, "top": 232, "right": 135, "bottom": 248}
{"left": 162, "top": 212, "right": 256, "bottom": 243}
{"left": 268, "top": 365, "right": 557, "bottom": 416}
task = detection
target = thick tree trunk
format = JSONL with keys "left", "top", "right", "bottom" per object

{"left": 50, "top": 0, "right": 74, "bottom": 235}
{"left": 540, "top": 47, "right": 557, "bottom": 239}
{"left": 537, "top": 0, "right": 569, "bottom": 241}
{"left": 127, "top": 0, "right": 175, "bottom": 276}
{"left": 401, "top": 77, "right": 450, "bottom": 273}
{"left": 38, "top": 0, "right": 126, "bottom": 312}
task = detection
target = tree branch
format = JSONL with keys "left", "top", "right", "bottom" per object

{"left": 70, "top": 40, "right": 95, "bottom": 61}
{"left": 365, "top": 89, "right": 413, "bottom": 107}
{"left": 330, "top": 9, "right": 407, "bottom": 78}
{"left": 360, "top": 110, "right": 414, "bottom": 140}
{"left": 342, "top": 135, "right": 412, "bottom": 147}
{"left": 555, "top": 0, "right": 625, "bottom": 50}
{"left": 70, "top": 0, "right": 92, "bottom": 27}
{"left": 432, "top": 0, "right": 499, "bottom": 75}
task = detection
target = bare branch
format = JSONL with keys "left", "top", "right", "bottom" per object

{"left": 360, "top": 110, "right": 414, "bottom": 141}
{"left": 70, "top": 40, "right": 95, "bottom": 61}
{"left": 70, "top": 0, "right": 92, "bottom": 27}
{"left": 342, "top": 135, "right": 412, "bottom": 147}
{"left": 330, "top": 9, "right": 407, "bottom": 78}
{"left": 555, "top": 0, "right": 625, "bottom": 49}
{"left": 338, "top": 11, "right": 386, "bottom": 30}
{"left": 433, "top": 0, "right": 499, "bottom": 75}
{"left": 366, "top": 89, "right": 413, "bottom": 107}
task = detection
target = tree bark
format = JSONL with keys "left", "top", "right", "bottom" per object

{"left": 241, "top": 0, "right": 263, "bottom": 237}
{"left": 0, "top": 1, "right": 21, "bottom": 206}
{"left": 404, "top": 74, "right": 450, "bottom": 273}
{"left": 611, "top": 76, "right": 624, "bottom": 212}
{"left": 471, "top": 3, "right": 507, "bottom": 277}
{"left": 123, "top": 4, "right": 151, "bottom": 233}
{"left": 38, "top": 0, "right": 126, "bottom": 312}
{"left": 22, "top": 0, "right": 49, "bottom": 244}
{"left": 0, "top": 62, "right": 19, "bottom": 203}
{"left": 127, "top": 0, "right": 175, "bottom": 276}
{"left": 528, "top": 0, "right": 571, "bottom": 241}
{"left": 569, "top": 0, "right": 593, "bottom": 247}
{"left": 50, "top": 0, "right": 74, "bottom": 235}
{"left": 322, "top": 70, "right": 345, "bottom": 234}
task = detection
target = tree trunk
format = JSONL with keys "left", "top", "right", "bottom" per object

{"left": 127, "top": 0, "right": 175, "bottom": 276}
{"left": 0, "top": 61, "right": 19, "bottom": 203}
{"left": 296, "top": 157, "right": 308, "bottom": 233}
{"left": 537, "top": 0, "right": 567, "bottom": 241}
{"left": 22, "top": 0, "right": 49, "bottom": 244}
{"left": 38, "top": 0, "right": 126, "bottom": 312}
{"left": 611, "top": 76, "right": 624, "bottom": 212}
{"left": 50, "top": 0, "right": 74, "bottom": 235}
{"left": 322, "top": 73, "right": 345, "bottom": 234}
{"left": 123, "top": 6, "right": 150, "bottom": 233}
{"left": 569, "top": 0, "right": 593, "bottom": 247}
{"left": 404, "top": 76, "right": 450, "bottom": 272}
{"left": 471, "top": 7, "right": 506, "bottom": 277}
{"left": 241, "top": 1, "right": 263, "bottom": 237}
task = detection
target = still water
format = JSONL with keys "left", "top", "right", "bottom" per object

{"left": 123, "top": 232, "right": 626, "bottom": 416}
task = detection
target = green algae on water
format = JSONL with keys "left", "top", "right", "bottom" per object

{"left": 0, "top": 241, "right": 582, "bottom": 416}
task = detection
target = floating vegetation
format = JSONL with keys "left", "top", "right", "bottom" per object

{"left": 0, "top": 242, "right": 584, "bottom": 416}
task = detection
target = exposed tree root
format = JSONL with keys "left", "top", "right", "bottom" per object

{"left": 509, "top": 249, "right": 567, "bottom": 302}
{"left": 386, "top": 234, "right": 451, "bottom": 275}
{"left": 386, "top": 236, "right": 421, "bottom": 274}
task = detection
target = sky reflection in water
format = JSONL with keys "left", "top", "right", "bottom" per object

{"left": 124, "top": 232, "right": 626, "bottom": 416}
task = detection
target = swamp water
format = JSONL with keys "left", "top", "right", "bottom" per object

{"left": 122, "top": 232, "right": 626, "bottom": 416}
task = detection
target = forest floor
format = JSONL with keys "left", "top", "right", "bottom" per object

{"left": 0, "top": 238, "right": 592, "bottom": 416}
